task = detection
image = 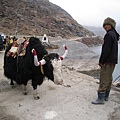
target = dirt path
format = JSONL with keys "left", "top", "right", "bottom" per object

{"left": 0, "top": 49, "right": 120, "bottom": 120}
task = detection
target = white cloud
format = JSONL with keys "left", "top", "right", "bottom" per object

{"left": 50, "top": 0, "right": 120, "bottom": 27}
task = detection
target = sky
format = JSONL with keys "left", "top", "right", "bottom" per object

{"left": 49, "top": 0, "right": 120, "bottom": 27}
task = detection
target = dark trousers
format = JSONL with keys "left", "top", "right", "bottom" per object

{"left": 98, "top": 64, "right": 115, "bottom": 93}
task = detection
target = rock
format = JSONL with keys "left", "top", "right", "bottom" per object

{"left": 76, "top": 36, "right": 103, "bottom": 47}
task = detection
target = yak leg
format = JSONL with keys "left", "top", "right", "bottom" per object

{"left": 10, "top": 79, "right": 14, "bottom": 85}
{"left": 32, "top": 81, "right": 40, "bottom": 100}
{"left": 33, "top": 89, "right": 40, "bottom": 100}
{"left": 22, "top": 85, "right": 27, "bottom": 95}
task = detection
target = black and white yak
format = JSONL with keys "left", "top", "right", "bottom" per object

{"left": 4, "top": 37, "right": 68, "bottom": 99}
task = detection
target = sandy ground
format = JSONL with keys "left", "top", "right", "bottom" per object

{"left": 0, "top": 39, "right": 120, "bottom": 120}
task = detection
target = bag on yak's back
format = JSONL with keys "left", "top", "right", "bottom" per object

{"left": 9, "top": 46, "right": 18, "bottom": 53}
{"left": 7, "top": 46, "right": 18, "bottom": 57}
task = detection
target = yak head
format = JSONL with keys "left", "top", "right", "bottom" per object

{"left": 32, "top": 45, "right": 68, "bottom": 85}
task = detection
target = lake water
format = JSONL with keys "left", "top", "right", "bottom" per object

{"left": 91, "top": 44, "right": 120, "bottom": 80}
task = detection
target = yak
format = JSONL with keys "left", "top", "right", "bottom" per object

{"left": 4, "top": 37, "right": 68, "bottom": 99}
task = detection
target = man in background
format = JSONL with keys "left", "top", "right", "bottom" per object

{"left": 92, "top": 17, "right": 119, "bottom": 105}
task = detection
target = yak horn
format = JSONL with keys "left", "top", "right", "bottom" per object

{"left": 32, "top": 49, "right": 46, "bottom": 66}
{"left": 60, "top": 45, "right": 68, "bottom": 60}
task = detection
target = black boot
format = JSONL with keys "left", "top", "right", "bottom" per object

{"left": 105, "top": 90, "right": 110, "bottom": 101}
{"left": 92, "top": 92, "right": 105, "bottom": 105}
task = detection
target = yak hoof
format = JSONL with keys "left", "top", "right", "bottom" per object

{"left": 22, "top": 91, "right": 28, "bottom": 95}
{"left": 24, "top": 92, "right": 27, "bottom": 95}
{"left": 34, "top": 95, "right": 40, "bottom": 100}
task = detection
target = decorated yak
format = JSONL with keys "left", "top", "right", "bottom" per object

{"left": 4, "top": 37, "right": 68, "bottom": 99}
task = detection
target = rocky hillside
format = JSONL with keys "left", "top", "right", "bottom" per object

{"left": 0, "top": 0, "right": 95, "bottom": 38}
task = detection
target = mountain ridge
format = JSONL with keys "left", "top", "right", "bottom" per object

{"left": 0, "top": 0, "right": 95, "bottom": 38}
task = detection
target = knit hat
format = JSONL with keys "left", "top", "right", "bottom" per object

{"left": 103, "top": 17, "right": 116, "bottom": 29}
